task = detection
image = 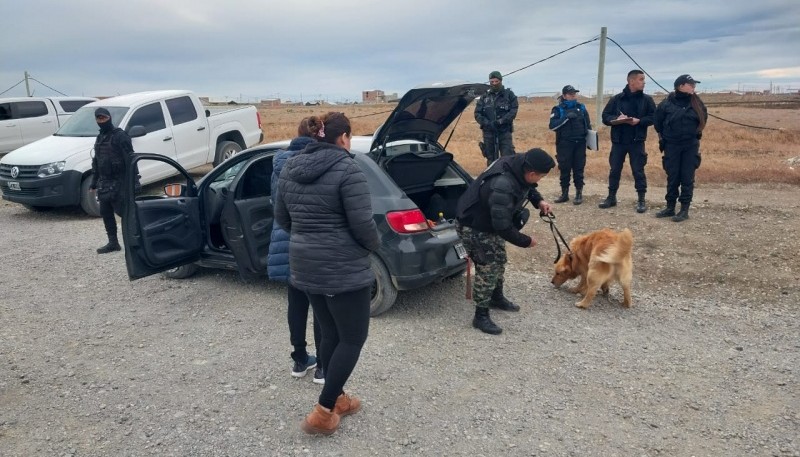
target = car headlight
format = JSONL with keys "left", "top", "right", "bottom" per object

{"left": 37, "top": 161, "right": 66, "bottom": 178}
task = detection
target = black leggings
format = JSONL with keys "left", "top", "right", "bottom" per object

{"left": 307, "top": 286, "right": 371, "bottom": 410}
{"left": 287, "top": 283, "right": 321, "bottom": 365}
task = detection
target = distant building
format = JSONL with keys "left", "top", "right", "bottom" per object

{"left": 259, "top": 98, "right": 281, "bottom": 108}
{"left": 362, "top": 90, "right": 398, "bottom": 104}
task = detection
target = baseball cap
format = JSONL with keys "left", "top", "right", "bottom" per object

{"left": 674, "top": 74, "right": 701, "bottom": 87}
{"left": 562, "top": 85, "right": 579, "bottom": 95}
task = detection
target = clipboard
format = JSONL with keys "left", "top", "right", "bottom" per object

{"left": 586, "top": 129, "right": 599, "bottom": 151}
{"left": 610, "top": 118, "right": 634, "bottom": 125}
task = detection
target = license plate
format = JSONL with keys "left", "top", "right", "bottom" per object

{"left": 454, "top": 242, "right": 467, "bottom": 259}
{"left": 8, "top": 181, "right": 20, "bottom": 191}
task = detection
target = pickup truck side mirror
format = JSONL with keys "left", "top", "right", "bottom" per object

{"left": 128, "top": 125, "right": 147, "bottom": 138}
{"left": 205, "top": 109, "right": 210, "bottom": 118}
{"left": 164, "top": 183, "right": 186, "bottom": 197}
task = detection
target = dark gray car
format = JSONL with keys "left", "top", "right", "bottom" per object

{"left": 120, "top": 82, "right": 489, "bottom": 316}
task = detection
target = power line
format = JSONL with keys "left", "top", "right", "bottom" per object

{"left": 0, "top": 79, "right": 25, "bottom": 96}
{"left": 28, "top": 77, "right": 68, "bottom": 96}
{"left": 501, "top": 35, "right": 600, "bottom": 79}
{"left": 606, "top": 36, "right": 782, "bottom": 131}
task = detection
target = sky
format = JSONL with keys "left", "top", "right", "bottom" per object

{"left": 2, "top": 0, "right": 799, "bottom": 103}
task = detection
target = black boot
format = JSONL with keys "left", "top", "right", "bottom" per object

{"left": 636, "top": 192, "right": 647, "bottom": 213}
{"left": 573, "top": 187, "right": 583, "bottom": 205}
{"left": 97, "top": 240, "right": 121, "bottom": 254}
{"left": 598, "top": 191, "right": 617, "bottom": 209}
{"left": 97, "top": 233, "right": 121, "bottom": 254}
{"left": 490, "top": 282, "right": 520, "bottom": 312}
{"left": 672, "top": 202, "right": 690, "bottom": 222}
{"left": 472, "top": 307, "right": 502, "bottom": 335}
{"left": 655, "top": 201, "right": 676, "bottom": 218}
{"left": 554, "top": 187, "right": 569, "bottom": 203}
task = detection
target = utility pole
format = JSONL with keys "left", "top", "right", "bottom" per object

{"left": 24, "top": 71, "right": 31, "bottom": 97}
{"left": 596, "top": 27, "right": 607, "bottom": 129}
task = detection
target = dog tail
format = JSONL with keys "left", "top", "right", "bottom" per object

{"left": 595, "top": 228, "right": 633, "bottom": 264}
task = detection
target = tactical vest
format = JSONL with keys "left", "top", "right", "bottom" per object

{"left": 95, "top": 132, "right": 125, "bottom": 180}
{"left": 456, "top": 158, "right": 524, "bottom": 228}
{"left": 557, "top": 104, "right": 588, "bottom": 141}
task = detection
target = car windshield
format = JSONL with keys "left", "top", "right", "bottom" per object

{"left": 55, "top": 106, "right": 130, "bottom": 137}
{"left": 212, "top": 162, "right": 245, "bottom": 184}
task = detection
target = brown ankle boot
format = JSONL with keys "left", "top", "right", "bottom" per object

{"left": 300, "top": 404, "right": 340, "bottom": 435}
{"left": 333, "top": 392, "right": 362, "bottom": 417}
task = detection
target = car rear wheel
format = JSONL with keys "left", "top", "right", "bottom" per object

{"left": 214, "top": 141, "right": 242, "bottom": 166}
{"left": 369, "top": 253, "right": 397, "bottom": 317}
{"left": 163, "top": 264, "right": 199, "bottom": 279}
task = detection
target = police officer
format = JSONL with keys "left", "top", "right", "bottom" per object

{"left": 599, "top": 70, "right": 656, "bottom": 213}
{"left": 549, "top": 85, "right": 591, "bottom": 205}
{"left": 474, "top": 71, "right": 519, "bottom": 166}
{"left": 654, "top": 74, "right": 708, "bottom": 222}
{"left": 456, "top": 148, "right": 555, "bottom": 335}
{"left": 91, "top": 107, "right": 135, "bottom": 254}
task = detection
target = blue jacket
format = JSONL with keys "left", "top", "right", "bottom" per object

{"left": 274, "top": 142, "right": 380, "bottom": 295}
{"left": 266, "top": 136, "right": 315, "bottom": 282}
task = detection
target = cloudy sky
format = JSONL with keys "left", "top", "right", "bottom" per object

{"left": 2, "top": 0, "right": 799, "bottom": 102}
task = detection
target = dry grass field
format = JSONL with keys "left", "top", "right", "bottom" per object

{"left": 256, "top": 94, "right": 800, "bottom": 185}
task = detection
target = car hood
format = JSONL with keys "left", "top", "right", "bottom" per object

{"left": 0, "top": 135, "right": 93, "bottom": 166}
{"left": 369, "top": 81, "right": 489, "bottom": 153}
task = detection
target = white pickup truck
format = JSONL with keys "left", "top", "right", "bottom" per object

{"left": 0, "top": 96, "right": 97, "bottom": 155}
{"left": 0, "top": 90, "right": 263, "bottom": 216}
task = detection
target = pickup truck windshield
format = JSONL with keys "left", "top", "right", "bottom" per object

{"left": 55, "top": 106, "right": 130, "bottom": 137}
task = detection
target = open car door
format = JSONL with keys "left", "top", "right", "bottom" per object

{"left": 122, "top": 153, "right": 203, "bottom": 280}
{"left": 219, "top": 153, "right": 275, "bottom": 281}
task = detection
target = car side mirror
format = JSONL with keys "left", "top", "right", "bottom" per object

{"left": 205, "top": 109, "right": 210, "bottom": 118}
{"left": 164, "top": 183, "right": 186, "bottom": 197}
{"left": 128, "top": 125, "right": 147, "bottom": 138}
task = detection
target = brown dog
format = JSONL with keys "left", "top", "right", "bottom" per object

{"left": 551, "top": 228, "right": 633, "bottom": 309}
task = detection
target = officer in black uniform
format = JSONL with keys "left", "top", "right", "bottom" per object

{"left": 549, "top": 85, "right": 592, "bottom": 205}
{"left": 654, "top": 74, "right": 708, "bottom": 222}
{"left": 599, "top": 70, "right": 656, "bottom": 213}
{"left": 474, "top": 71, "right": 519, "bottom": 166}
{"left": 91, "top": 107, "right": 135, "bottom": 254}
{"left": 456, "top": 148, "right": 555, "bottom": 335}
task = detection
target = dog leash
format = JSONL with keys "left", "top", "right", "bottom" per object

{"left": 540, "top": 211, "right": 572, "bottom": 263}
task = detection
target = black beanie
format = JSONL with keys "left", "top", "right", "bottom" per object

{"left": 94, "top": 107, "right": 111, "bottom": 118}
{"left": 522, "top": 148, "right": 555, "bottom": 173}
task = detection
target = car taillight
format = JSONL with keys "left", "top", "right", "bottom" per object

{"left": 256, "top": 111, "right": 262, "bottom": 129}
{"left": 386, "top": 209, "right": 430, "bottom": 234}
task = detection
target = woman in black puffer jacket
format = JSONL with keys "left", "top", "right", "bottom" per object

{"left": 275, "top": 112, "right": 379, "bottom": 435}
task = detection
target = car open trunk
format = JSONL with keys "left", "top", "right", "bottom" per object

{"left": 377, "top": 143, "right": 469, "bottom": 222}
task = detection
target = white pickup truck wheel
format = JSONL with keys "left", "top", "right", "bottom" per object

{"left": 80, "top": 177, "right": 101, "bottom": 217}
{"left": 214, "top": 141, "right": 242, "bottom": 166}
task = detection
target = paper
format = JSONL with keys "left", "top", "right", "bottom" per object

{"left": 586, "top": 129, "right": 599, "bottom": 150}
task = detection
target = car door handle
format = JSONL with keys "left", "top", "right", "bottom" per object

{"left": 197, "top": 126, "right": 206, "bottom": 131}
{"left": 163, "top": 137, "right": 173, "bottom": 142}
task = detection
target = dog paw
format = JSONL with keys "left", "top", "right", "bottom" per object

{"left": 575, "top": 301, "right": 590, "bottom": 309}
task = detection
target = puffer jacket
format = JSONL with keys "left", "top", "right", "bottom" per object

{"left": 654, "top": 91, "right": 708, "bottom": 143}
{"left": 266, "top": 136, "right": 315, "bottom": 282}
{"left": 456, "top": 154, "right": 544, "bottom": 248}
{"left": 274, "top": 142, "right": 380, "bottom": 295}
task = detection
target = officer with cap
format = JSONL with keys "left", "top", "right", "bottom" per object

{"left": 91, "top": 107, "right": 136, "bottom": 254}
{"left": 654, "top": 74, "right": 708, "bottom": 222}
{"left": 455, "top": 148, "right": 555, "bottom": 335}
{"left": 474, "top": 71, "right": 519, "bottom": 166}
{"left": 549, "top": 84, "right": 592, "bottom": 205}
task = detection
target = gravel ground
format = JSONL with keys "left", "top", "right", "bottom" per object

{"left": 1, "top": 177, "right": 798, "bottom": 457}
